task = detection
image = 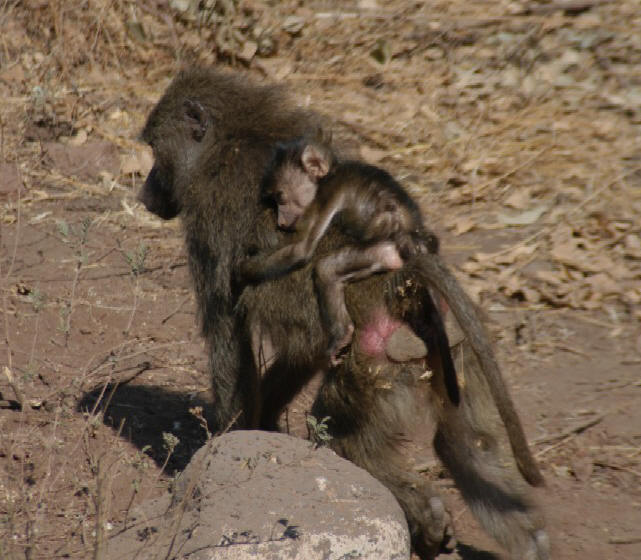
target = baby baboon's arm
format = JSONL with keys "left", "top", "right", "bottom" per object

{"left": 241, "top": 191, "right": 347, "bottom": 284}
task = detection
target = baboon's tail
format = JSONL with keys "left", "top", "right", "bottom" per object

{"left": 408, "top": 254, "right": 545, "bottom": 487}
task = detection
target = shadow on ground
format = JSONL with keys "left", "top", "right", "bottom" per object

{"left": 456, "top": 543, "right": 499, "bottom": 559}
{"left": 78, "top": 383, "right": 212, "bottom": 473}
{"left": 79, "top": 383, "right": 502, "bottom": 559}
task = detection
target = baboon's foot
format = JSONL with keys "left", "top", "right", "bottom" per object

{"left": 521, "top": 529, "right": 550, "bottom": 560}
{"left": 412, "top": 497, "right": 457, "bottom": 559}
{"left": 376, "top": 240, "right": 404, "bottom": 269}
{"left": 328, "top": 322, "right": 355, "bottom": 366}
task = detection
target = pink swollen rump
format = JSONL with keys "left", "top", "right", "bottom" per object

{"left": 356, "top": 308, "right": 403, "bottom": 358}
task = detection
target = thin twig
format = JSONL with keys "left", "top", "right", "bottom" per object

{"left": 114, "top": 361, "right": 152, "bottom": 386}
{"left": 1, "top": 164, "right": 23, "bottom": 383}
{"left": 124, "top": 275, "right": 140, "bottom": 335}
{"left": 161, "top": 294, "right": 192, "bottom": 324}
{"left": 474, "top": 147, "right": 548, "bottom": 196}
{"left": 517, "top": 1, "right": 607, "bottom": 16}
{"left": 93, "top": 457, "right": 107, "bottom": 560}
{"left": 571, "top": 167, "right": 641, "bottom": 216}
{"left": 337, "top": 117, "right": 404, "bottom": 148}
{"left": 533, "top": 414, "right": 603, "bottom": 448}
{"left": 594, "top": 461, "right": 641, "bottom": 480}
{"left": 608, "top": 536, "right": 641, "bottom": 545}
{"left": 163, "top": 410, "right": 241, "bottom": 560}
{"left": 553, "top": 344, "right": 591, "bottom": 358}
{"left": 3, "top": 366, "right": 25, "bottom": 409}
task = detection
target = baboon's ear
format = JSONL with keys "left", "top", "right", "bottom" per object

{"left": 301, "top": 144, "right": 331, "bottom": 179}
{"left": 183, "top": 99, "right": 209, "bottom": 142}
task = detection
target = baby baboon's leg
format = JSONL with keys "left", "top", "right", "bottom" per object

{"left": 315, "top": 242, "right": 402, "bottom": 363}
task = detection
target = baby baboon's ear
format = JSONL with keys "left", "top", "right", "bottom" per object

{"left": 301, "top": 143, "right": 331, "bottom": 179}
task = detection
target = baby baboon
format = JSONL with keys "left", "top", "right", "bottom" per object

{"left": 240, "top": 137, "right": 444, "bottom": 367}
{"left": 138, "top": 66, "right": 548, "bottom": 559}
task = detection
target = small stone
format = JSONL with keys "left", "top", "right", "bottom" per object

{"left": 282, "top": 16, "right": 305, "bottom": 36}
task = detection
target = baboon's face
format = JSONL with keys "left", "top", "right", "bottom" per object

{"left": 138, "top": 157, "right": 182, "bottom": 220}
{"left": 137, "top": 99, "right": 210, "bottom": 220}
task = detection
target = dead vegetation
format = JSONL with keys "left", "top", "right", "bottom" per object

{"left": 1, "top": 1, "right": 640, "bottom": 558}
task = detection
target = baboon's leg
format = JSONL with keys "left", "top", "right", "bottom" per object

{"left": 434, "top": 339, "right": 550, "bottom": 560}
{"left": 259, "top": 361, "right": 321, "bottom": 431}
{"left": 386, "top": 275, "right": 547, "bottom": 558}
{"left": 209, "top": 324, "right": 260, "bottom": 431}
{"left": 246, "top": 317, "right": 322, "bottom": 431}
{"left": 409, "top": 255, "right": 543, "bottom": 485}
{"left": 312, "top": 359, "right": 455, "bottom": 558}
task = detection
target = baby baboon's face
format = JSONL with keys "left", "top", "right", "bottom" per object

{"left": 272, "top": 163, "right": 318, "bottom": 230}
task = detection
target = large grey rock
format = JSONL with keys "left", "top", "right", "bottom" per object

{"left": 107, "top": 431, "right": 410, "bottom": 559}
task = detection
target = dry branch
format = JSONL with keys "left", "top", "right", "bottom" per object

{"left": 533, "top": 414, "right": 604, "bottom": 446}
{"left": 517, "top": 1, "right": 607, "bottom": 16}
{"left": 608, "top": 536, "right": 641, "bottom": 545}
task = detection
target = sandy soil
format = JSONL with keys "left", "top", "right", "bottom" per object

{"left": 1, "top": 1, "right": 640, "bottom": 558}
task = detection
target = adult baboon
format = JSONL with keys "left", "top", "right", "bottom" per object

{"left": 138, "top": 66, "right": 549, "bottom": 559}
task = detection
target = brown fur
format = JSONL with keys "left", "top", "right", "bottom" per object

{"left": 240, "top": 137, "right": 454, "bottom": 391}
{"left": 138, "top": 66, "right": 548, "bottom": 559}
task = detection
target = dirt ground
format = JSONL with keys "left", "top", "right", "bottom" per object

{"left": 1, "top": 1, "right": 640, "bottom": 559}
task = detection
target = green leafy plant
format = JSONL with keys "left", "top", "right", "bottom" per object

{"left": 306, "top": 415, "right": 332, "bottom": 448}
